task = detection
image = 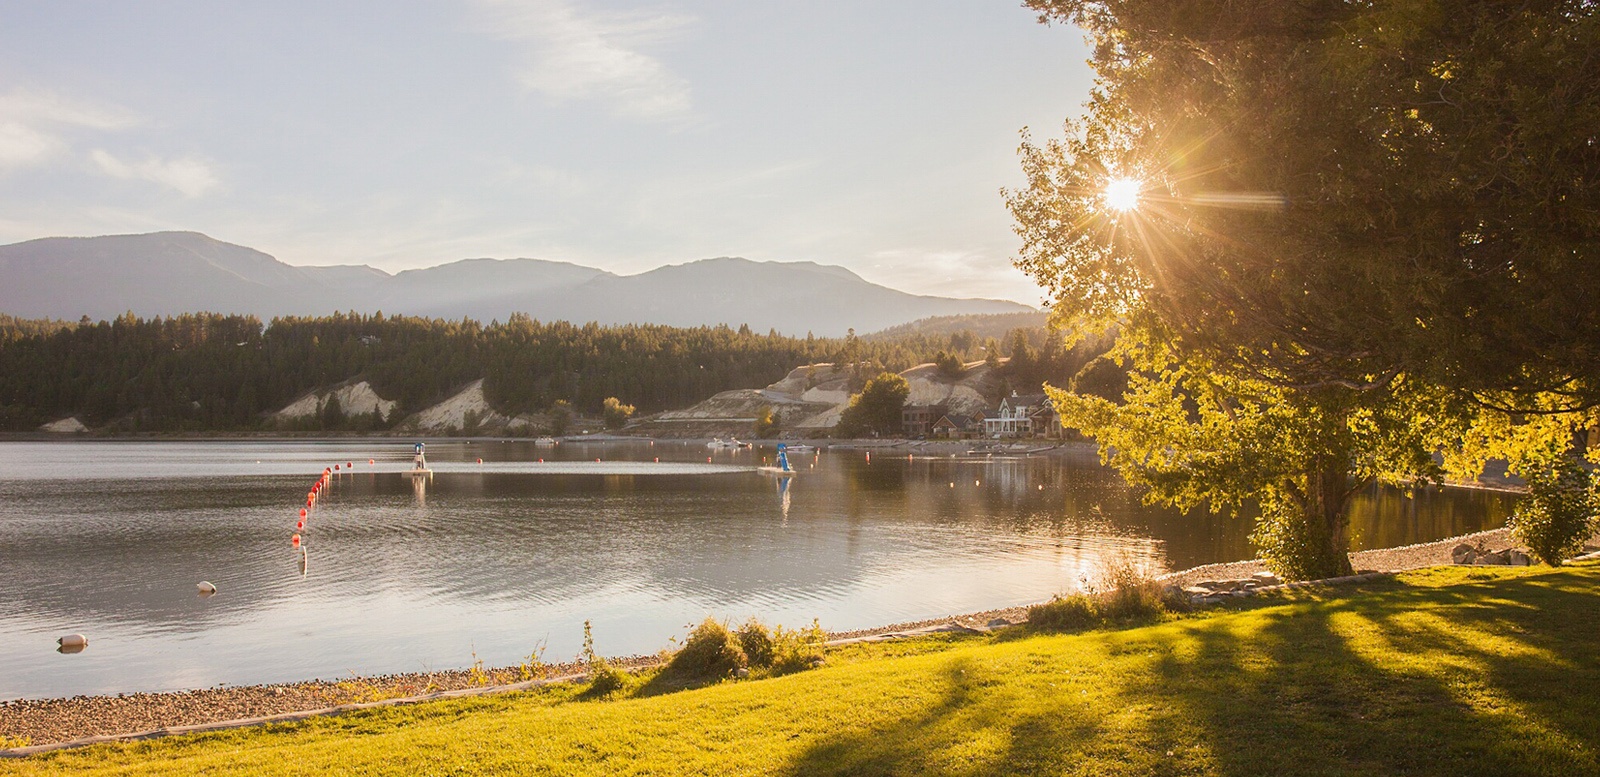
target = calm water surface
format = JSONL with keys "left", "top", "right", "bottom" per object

{"left": 0, "top": 439, "right": 1514, "bottom": 699}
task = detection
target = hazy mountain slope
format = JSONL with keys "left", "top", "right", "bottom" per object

{"left": 528, "top": 257, "right": 1031, "bottom": 336}
{"left": 0, "top": 232, "right": 316, "bottom": 319}
{"left": 0, "top": 232, "right": 1034, "bottom": 334}
{"left": 864, "top": 311, "right": 1050, "bottom": 341}
{"left": 384, "top": 258, "right": 613, "bottom": 320}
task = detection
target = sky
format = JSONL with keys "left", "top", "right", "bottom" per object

{"left": 0, "top": 1, "right": 1093, "bottom": 305}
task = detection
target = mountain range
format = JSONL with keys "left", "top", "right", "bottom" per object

{"left": 0, "top": 232, "right": 1033, "bottom": 337}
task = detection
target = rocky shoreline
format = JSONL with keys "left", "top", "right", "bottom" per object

{"left": 8, "top": 523, "right": 1588, "bottom": 753}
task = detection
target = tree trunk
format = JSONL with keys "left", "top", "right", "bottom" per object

{"left": 1302, "top": 456, "right": 1356, "bottom": 579}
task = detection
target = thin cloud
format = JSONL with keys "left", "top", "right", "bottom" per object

{"left": 472, "top": 0, "right": 694, "bottom": 122}
{"left": 89, "top": 149, "right": 219, "bottom": 198}
{"left": 0, "top": 90, "right": 135, "bottom": 170}
{"left": 867, "top": 248, "right": 1045, "bottom": 303}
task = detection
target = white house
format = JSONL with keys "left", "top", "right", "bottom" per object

{"left": 984, "top": 391, "right": 1053, "bottom": 438}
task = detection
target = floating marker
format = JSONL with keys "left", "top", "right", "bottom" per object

{"left": 654, "top": 457, "right": 659, "bottom": 462}
{"left": 477, "top": 458, "right": 483, "bottom": 464}
{"left": 369, "top": 459, "right": 375, "bottom": 465}
{"left": 708, "top": 456, "right": 713, "bottom": 463}
{"left": 299, "top": 508, "right": 307, "bottom": 518}
{"left": 57, "top": 634, "right": 88, "bottom": 649}
{"left": 347, "top": 462, "right": 353, "bottom": 468}
{"left": 291, "top": 533, "right": 301, "bottom": 547}
{"left": 334, "top": 464, "right": 340, "bottom": 471}
{"left": 197, "top": 581, "right": 217, "bottom": 596}
{"left": 596, "top": 458, "right": 601, "bottom": 463}
{"left": 296, "top": 519, "right": 303, "bottom": 530}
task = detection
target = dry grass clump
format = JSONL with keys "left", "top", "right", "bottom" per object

{"left": 1028, "top": 556, "right": 1188, "bottom": 633}
{"left": 658, "top": 617, "right": 828, "bottom": 688}
{"left": 579, "top": 620, "right": 635, "bottom": 698}
{"left": 664, "top": 618, "right": 749, "bottom": 683}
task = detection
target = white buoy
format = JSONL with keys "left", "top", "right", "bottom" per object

{"left": 197, "top": 581, "right": 218, "bottom": 596}
{"left": 57, "top": 634, "right": 88, "bottom": 648}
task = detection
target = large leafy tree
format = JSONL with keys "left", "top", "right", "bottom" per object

{"left": 837, "top": 372, "right": 911, "bottom": 438}
{"left": 1010, "top": 0, "right": 1600, "bottom": 577}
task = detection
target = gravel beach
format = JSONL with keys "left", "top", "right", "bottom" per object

{"left": 7, "top": 521, "right": 1591, "bottom": 752}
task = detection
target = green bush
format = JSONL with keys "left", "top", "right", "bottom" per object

{"left": 736, "top": 619, "right": 775, "bottom": 668}
{"left": 661, "top": 618, "right": 748, "bottom": 684}
{"left": 1029, "top": 558, "right": 1186, "bottom": 632}
{"left": 1249, "top": 493, "right": 1351, "bottom": 582}
{"left": 1509, "top": 457, "right": 1596, "bottom": 566}
{"left": 1027, "top": 594, "right": 1098, "bottom": 631}
{"left": 579, "top": 619, "right": 633, "bottom": 697}
{"left": 767, "top": 620, "right": 826, "bottom": 675}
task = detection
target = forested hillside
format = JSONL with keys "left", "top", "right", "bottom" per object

{"left": 0, "top": 312, "right": 1107, "bottom": 433}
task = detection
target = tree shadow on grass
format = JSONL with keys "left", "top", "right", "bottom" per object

{"left": 776, "top": 568, "right": 1600, "bottom": 776}
{"left": 1098, "top": 571, "right": 1600, "bottom": 776}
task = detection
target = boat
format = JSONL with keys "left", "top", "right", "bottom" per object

{"left": 707, "top": 438, "right": 742, "bottom": 449}
{"left": 786, "top": 444, "right": 818, "bottom": 454}
{"left": 534, "top": 436, "right": 557, "bottom": 446}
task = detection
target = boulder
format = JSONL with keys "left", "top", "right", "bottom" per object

{"left": 1250, "top": 571, "right": 1282, "bottom": 586}
{"left": 1477, "top": 549, "right": 1509, "bottom": 565}
{"left": 1451, "top": 543, "right": 1477, "bottom": 564}
{"left": 1507, "top": 549, "right": 1532, "bottom": 566}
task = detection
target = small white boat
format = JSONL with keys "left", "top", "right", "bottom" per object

{"left": 786, "top": 444, "right": 818, "bottom": 454}
{"left": 707, "top": 438, "right": 739, "bottom": 449}
{"left": 534, "top": 436, "right": 557, "bottom": 446}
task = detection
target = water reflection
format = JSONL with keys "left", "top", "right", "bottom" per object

{"left": 411, "top": 471, "right": 428, "bottom": 505}
{"left": 0, "top": 440, "right": 1515, "bottom": 699}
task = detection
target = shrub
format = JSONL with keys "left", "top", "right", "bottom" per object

{"left": 1029, "top": 556, "right": 1185, "bottom": 632}
{"left": 1249, "top": 494, "right": 1350, "bottom": 582}
{"left": 1097, "top": 556, "right": 1189, "bottom": 621}
{"left": 579, "top": 620, "right": 633, "bottom": 697}
{"left": 736, "top": 619, "right": 775, "bottom": 668}
{"left": 661, "top": 618, "right": 747, "bottom": 684}
{"left": 1509, "top": 457, "right": 1596, "bottom": 566}
{"left": 1027, "top": 593, "right": 1098, "bottom": 631}
{"left": 767, "top": 620, "right": 826, "bottom": 675}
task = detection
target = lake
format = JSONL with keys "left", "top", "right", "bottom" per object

{"left": 0, "top": 439, "right": 1514, "bottom": 699}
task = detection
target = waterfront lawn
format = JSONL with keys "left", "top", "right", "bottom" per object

{"left": 6, "top": 563, "right": 1599, "bottom": 776}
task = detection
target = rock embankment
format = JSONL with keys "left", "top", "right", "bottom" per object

{"left": 272, "top": 380, "right": 397, "bottom": 424}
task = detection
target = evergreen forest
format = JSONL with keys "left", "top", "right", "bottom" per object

{"left": 0, "top": 312, "right": 1102, "bottom": 433}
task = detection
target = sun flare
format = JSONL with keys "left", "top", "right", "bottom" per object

{"left": 1103, "top": 177, "right": 1142, "bottom": 212}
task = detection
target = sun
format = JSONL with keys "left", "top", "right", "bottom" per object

{"left": 1103, "top": 177, "right": 1142, "bottom": 212}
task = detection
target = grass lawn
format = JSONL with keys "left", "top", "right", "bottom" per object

{"left": 5, "top": 563, "right": 1598, "bottom": 776}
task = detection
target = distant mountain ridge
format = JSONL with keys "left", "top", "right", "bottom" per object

{"left": 0, "top": 231, "right": 1031, "bottom": 336}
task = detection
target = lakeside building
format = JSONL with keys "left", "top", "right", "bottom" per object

{"left": 901, "top": 404, "right": 948, "bottom": 437}
{"left": 982, "top": 392, "right": 1062, "bottom": 439}
{"left": 931, "top": 410, "right": 987, "bottom": 439}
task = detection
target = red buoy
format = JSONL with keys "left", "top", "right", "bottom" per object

{"left": 334, "top": 465, "right": 340, "bottom": 471}
{"left": 369, "top": 459, "right": 375, "bottom": 465}
{"left": 300, "top": 508, "right": 307, "bottom": 518}
{"left": 296, "top": 519, "right": 304, "bottom": 530}
{"left": 291, "top": 533, "right": 301, "bottom": 547}
{"left": 477, "top": 458, "right": 483, "bottom": 464}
